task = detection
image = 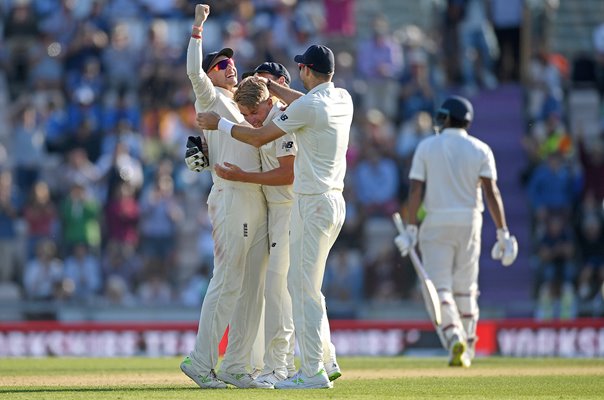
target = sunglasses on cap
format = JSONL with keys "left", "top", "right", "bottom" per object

{"left": 298, "top": 63, "right": 313, "bottom": 71}
{"left": 210, "top": 58, "right": 235, "bottom": 72}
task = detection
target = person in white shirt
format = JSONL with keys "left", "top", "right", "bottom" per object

{"left": 196, "top": 44, "right": 352, "bottom": 389}
{"left": 179, "top": 4, "right": 268, "bottom": 390}
{"left": 394, "top": 95, "right": 518, "bottom": 367}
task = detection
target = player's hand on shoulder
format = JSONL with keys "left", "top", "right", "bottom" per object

{"left": 196, "top": 111, "right": 220, "bottom": 131}
{"left": 185, "top": 135, "right": 210, "bottom": 172}
{"left": 394, "top": 224, "right": 418, "bottom": 257}
{"left": 491, "top": 228, "right": 518, "bottom": 267}
{"left": 194, "top": 4, "right": 210, "bottom": 25}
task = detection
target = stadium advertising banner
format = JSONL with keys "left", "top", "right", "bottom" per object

{"left": 1, "top": 319, "right": 603, "bottom": 357}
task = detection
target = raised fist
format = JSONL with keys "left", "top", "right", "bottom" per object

{"left": 194, "top": 4, "right": 210, "bottom": 26}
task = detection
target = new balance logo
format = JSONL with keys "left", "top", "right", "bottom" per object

{"left": 281, "top": 141, "right": 294, "bottom": 149}
{"left": 280, "top": 114, "right": 288, "bottom": 121}
{"left": 271, "top": 242, "right": 276, "bottom": 247}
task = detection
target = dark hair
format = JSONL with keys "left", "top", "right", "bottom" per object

{"left": 448, "top": 117, "right": 470, "bottom": 129}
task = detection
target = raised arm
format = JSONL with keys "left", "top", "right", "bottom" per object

{"left": 187, "top": 4, "right": 215, "bottom": 109}
{"left": 265, "top": 79, "right": 304, "bottom": 105}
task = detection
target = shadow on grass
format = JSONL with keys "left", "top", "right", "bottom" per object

{"left": 1, "top": 386, "right": 194, "bottom": 394}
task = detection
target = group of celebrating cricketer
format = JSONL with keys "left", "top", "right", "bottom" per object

{"left": 180, "top": 3, "right": 518, "bottom": 390}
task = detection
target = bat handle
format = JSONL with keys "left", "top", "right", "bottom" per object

{"left": 392, "top": 212, "right": 405, "bottom": 234}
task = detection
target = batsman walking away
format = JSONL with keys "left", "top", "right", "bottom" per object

{"left": 394, "top": 95, "right": 518, "bottom": 368}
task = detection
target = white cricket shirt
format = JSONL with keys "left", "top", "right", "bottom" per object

{"left": 260, "top": 102, "right": 297, "bottom": 203}
{"left": 187, "top": 38, "right": 261, "bottom": 187}
{"left": 409, "top": 128, "right": 497, "bottom": 226}
{"left": 273, "top": 82, "right": 353, "bottom": 195}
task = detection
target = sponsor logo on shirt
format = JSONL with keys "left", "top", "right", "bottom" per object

{"left": 281, "top": 141, "right": 294, "bottom": 149}
{"left": 280, "top": 114, "right": 288, "bottom": 121}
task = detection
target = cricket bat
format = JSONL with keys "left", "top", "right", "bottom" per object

{"left": 392, "top": 213, "right": 442, "bottom": 327}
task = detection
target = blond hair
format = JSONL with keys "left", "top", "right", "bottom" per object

{"left": 234, "top": 76, "right": 270, "bottom": 109}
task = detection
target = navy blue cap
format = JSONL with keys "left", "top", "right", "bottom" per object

{"left": 254, "top": 62, "right": 291, "bottom": 85}
{"left": 202, "top": 48, "right": 234, "bottom": 73}
{"left": 437, "top": 95, "right": 474, "bottom": 122}
{"left": 294, "top": 45, "right": 335, "bottom": 74}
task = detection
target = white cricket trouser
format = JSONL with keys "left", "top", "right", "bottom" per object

{"left": 288, "top": 190, "right": 345, "bottom": 377}
{"left": 190, "top": 182, "right": 268, "bottom": 374}
{"left": 418, "top": 222, "right": 481, "bottom": 349}
{"left": 250, "top": 202, "right": 296, "bottom": 378}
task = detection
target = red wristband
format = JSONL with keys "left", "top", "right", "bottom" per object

{"left": 192, "top": 25, "right": 203, "bottom": 31}
{"left": 191, "top": 34, "right": 202, "bottom": 39}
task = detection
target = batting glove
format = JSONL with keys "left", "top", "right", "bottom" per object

{"left": 491, "top": 228, "right": 518, "bottom": 267}
{"left": 185, "top": 136, "right": 209, "bottom": 172}
{"left": 394, "top": 224, "right": 418, "bottom": 257}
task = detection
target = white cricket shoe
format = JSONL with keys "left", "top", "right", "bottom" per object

{"left": 250, "top": 368, "right": 262, "bottom": 380}
{"left": 249, "top": 371, "right": 285, "bottom": 389}
{"left": 325, "top": 362, "right": 342, "bottom": 381}
{"left": 448, "top": 337, "right": 469, "bottom": 367}
{"left": 217, "top": 371, "right": 255, "bottom": 388}
{"left": 274, "top": 369, "right": 333, "bottom": 389}
{"left": 180, "top": 357, "right": 227, "bottom": 389}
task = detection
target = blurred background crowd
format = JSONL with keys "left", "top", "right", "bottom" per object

{"left": 0, "top": 0, "right": 603, "bottom": 322}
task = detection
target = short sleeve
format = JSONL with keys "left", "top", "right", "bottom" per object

{"left": 408, "top": 142, "right": 426, "bottom": 182}
{"left": 272, "top": 97, "right": 312, "bottom": 134}
{"left": 275, "top": 132, "right": 297, "bottom": 158}
{"left": 479, "top": 146, "right": 497, "bottom": 180}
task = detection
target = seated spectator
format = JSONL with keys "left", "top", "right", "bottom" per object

{"left": 104, "top": 182, "right": 140, "bottom": 248}
{"left": 103, "top": 275, "right": 135, "bottom": 306}
{"left": 576, "top": 214, "right": 604, "bottom": 313}
{"left": 323, "top": 248, "right": 364, "bottom": 317}
{"left": 23, "top": 239, "right": 63, "bottom": 301}
{"left": 535, "top": 214, "right": 577, "bottom": 320}
{"left": 527, "top": 151, "right": 577, "bottom": 232}
{"left": 63, "top": 242, "right": 102, "bottom": 301}
{"left": 137, "top": 270, "right": 173, "bottom": 306}
{"left": 396, "top": 111, "right": 433, "bottom": 160}
{"left": 101, "top": 241, "right": 142, "bottom": 292}
{"left": 22, "top": 180, "right": 59, "bottom": 259}
{"left": 0, "top": 170, "right": 22, "bottom": 283}
{"left": 576, "top": 128, "right": 604, "bottom": 204}
{"left": 180, "top": 263, "right": 210, "bottom": 307}
{"left": 354, "top": 144, "right": 400, "bottom": 217}
{"left": 397, "top": 49, "right": 435, "bottom": 124}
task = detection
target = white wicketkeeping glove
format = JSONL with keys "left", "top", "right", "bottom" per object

{"left": 185, "top": 136, "right": 209, "bottom": 172}
{"left": 491, "top": 228, "right": 518, "bottom": 267}
{"left": 394, "top": 224, "right": 418, "bottom": 257}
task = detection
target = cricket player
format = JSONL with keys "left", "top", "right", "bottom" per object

{"left": 196, "top": 44, "right": 352, "bottom": 389}
{"left": 394, "top": 95, "right": 518, "bottom": 367}
{"left": 180, "top": 4, "right": 268, "bottom": 389}
{"left": 213, "top": 74, "right": 296, "bottom": 388}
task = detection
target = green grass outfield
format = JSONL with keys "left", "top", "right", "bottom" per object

{"left": 2, "top": 357, "right": 604, "bottom": 399}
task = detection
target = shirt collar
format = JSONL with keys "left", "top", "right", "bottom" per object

{"left": 441, "top": 128, "right": 468, "bottom": 137}
{"left": 263, "top": 101, "right": 285, "bottom": 126}
{"left": 307, "top": 81, "right": 334, "bottom": 95}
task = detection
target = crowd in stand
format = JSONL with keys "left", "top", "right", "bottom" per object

{"left": 0, "top": 0, "right": 601, "bottom": 320}
{"left": 522, "top": 17, "right": 604, "bottom": 319}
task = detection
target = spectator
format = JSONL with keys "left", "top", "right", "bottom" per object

{"left": 62, "top": 242, "right": 102, "bottom": 301}
{"left": 357, "top": 15, "right": 404, "bottom": 118}
{"left": 458, "top": 0, "right": 499, "bottom": 95}
{"left": 576, "top": 129, "right": 604, "bottom": 204}
{"left": 180, "top": 263, "right": 210, "bottom": 307}
{"left": 535, "top": 214, "right": 577, "bottom": 320}
{"left": 490, "top": 0, "right": 522, "bottom": 82}
{"left": 101, "top": 241, "right": 142, "bottom": 292}
{"left": 10, "top": 103, "right": 46, "bottom": 191}
{"left": 137, "top": 270, "right": 173, "bottom": 306}
{"left": 354, "top": 145, "right": 400, "bottom": 217}
{"left": 102, "top": 24, "right": 142, "bottom": 97}
{"left": 22, "top": 180, "right": 58, "bottom": 259}
{"left": 323, "top": 248, "right": 364, "bottom": 317}
{"left": 23, "top": 239, "right": 63, "bottom": 300}
{"left": 59, "top": 181, "right": 101, "bottom": 253}
{"left": 138, "top": 175, "right": 183, "bottom": 275}
{"left": 0, "top": 170, "right": 22, "bottom": 283}
{"left": 104, "top": 181, "right": 140, "bottom": 248}
{"left": 397, "top": 49, "right": 435, "bottom": 124}
{"left": 576, "top": 214, "right": 604, "bottom": 312}
{"left": 527, "top": 151, "right": 577, "bottom": 230}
